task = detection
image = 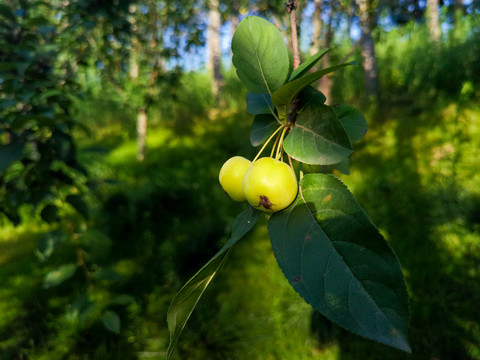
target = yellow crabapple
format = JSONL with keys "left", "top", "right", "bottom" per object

{"left": 242, "top": 157, "right": 297, "bottom": 212}
{"left": 219, "top": 156, "right": 252, "bottom": 202}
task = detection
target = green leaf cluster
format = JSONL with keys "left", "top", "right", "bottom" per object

{"left": 167, "top": 15, "right": 409, "bottom": 358}
{"left": 232, "top": 16, "right": 364, "bottom": 170}
{"left": 0, "top": 1, "right": 87, "bottom": 225}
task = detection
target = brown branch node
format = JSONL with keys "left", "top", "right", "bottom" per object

{"left": 285, "top": 0, "right": 297, "bottom": 13}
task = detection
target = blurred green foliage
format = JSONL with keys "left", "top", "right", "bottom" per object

{"left": 331, "top": 15, "right": 480, "bottom": 107}
{"left": 0, "top": 1, "right": 87, "bottom": 225}
{"left": 1, "top": 4, "right": 480, "bottom": 360}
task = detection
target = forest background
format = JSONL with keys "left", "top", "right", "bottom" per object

{"left": 1, "top": 0, "right": 480, "bottom": 359}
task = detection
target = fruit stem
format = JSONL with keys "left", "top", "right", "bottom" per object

{"left": 253, "top": 125, "right": 284, "bottom": 163}
{"left": 270, "top": 130, "right": 281, "bottom": 158}
{"left": 275, "top": 126, "right": 288, "bottom": 160}
{"left": 288, "top": 154, "right": 294, "bottom": 169}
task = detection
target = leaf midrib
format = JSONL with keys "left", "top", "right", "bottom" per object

{"left": 297, "top": 184, "right": 398, "bottom": 334}
{"left": 248, "top": 21, "right": 271, "bottom": 95}
{"left": 294, "top": 122, "right": 352, "bottom": 152}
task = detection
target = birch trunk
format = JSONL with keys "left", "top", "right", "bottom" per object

{"left": 207, "top": 0, "right": 223, "bottom": 96}
{"left": 310, "top": 0, "right": 334, "bottom": 103}
{"left": 129, "top": 41, "right": 148, "bottom": 162}
{"left": 355, "top": 0, "right": 379, "bottom": 98}
{"left": 310, "top": 0, "right": 322, "bottom": 55}
{"left": 137, "top": 108, "right": 147, "bottom": 162}
{"left": 426, "top": 0, "right": 441, "bottom": 42}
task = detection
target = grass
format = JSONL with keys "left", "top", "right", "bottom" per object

{"left": 0, "top": 223, "right": 50, "bottom": 358}
{"left": 336, "top": 101, "right": 480, "bottom": 359}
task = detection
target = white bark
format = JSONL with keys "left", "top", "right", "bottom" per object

{"left": 426, "top": 0, "right": 441, "bottom": 42}
{"left": 207, "top": 0, "right": 223, "bottom": 96}
{"left": 137, "top": 108, "right": 147, "bottom": 162}
{"left": 310, "top": 0, "right": 322, "bottom": 56}
{"left": 355, "top": 0, "right": 379, "bottom": 97}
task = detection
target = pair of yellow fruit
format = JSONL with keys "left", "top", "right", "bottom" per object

{"left": 219, "top": 156, "right": 298, "bottom": 213}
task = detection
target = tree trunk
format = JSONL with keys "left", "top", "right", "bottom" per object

{"left": 426, "top": 0, "right": 441, "bottom": 42}
{"left": 355, "top": 0, "right": 379, "bottom": 98}
{"left": 137, "top": 108, "right": 147, "bottom": 162}
{"left": 347, "top": 0, "right": 354, "bottom": 42}
{"left": 319, "top": 2, "right": 335, "bottom": 104}
{"left": 454, "top": 0, "right": 464, "bottom": 19}
{"left": 129, "top": 54, "right": 148, "bottom": 162}
{"left": 207, "top": 0, "right": 223, "bottom": 97}
{"left": 128, "top": 40, "right": 147, "bottom": 162}
{"left": 310, "top": 0, "right": 335, "bottom": 104}
{"left": 231, "top": 14, "right": 239, "bottom": 36}
{"left": 134, "top": 0, "right": 161, "bottom": 162}
{"left": 310, "top": 0, "right": 322, "bottom": 56}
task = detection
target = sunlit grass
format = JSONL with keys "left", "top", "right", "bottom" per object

{"left": 6, "top": 97, "right": 480, "bottom": 359}
{"left": 0, "top": 223, "right": 48, "bottom": 355}
{"left": 3, "top": 63, "right": 480, "bottom": 359}
{"left": 176, "top": 220, "right": 340, "bottom": 360}
{"left": 337, "top": 100, "right": 480, "bottom": 359}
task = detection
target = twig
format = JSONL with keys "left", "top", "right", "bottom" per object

{"left": 285, "top": 0, "right": 301, "bottom": 70}
{"left": 286, "top": 0, "right": 301, "bottom": 126}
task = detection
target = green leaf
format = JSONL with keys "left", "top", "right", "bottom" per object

{"left": 93, "top": 268, "right": 123, "bottom": 282}
{"left": 0, "top": 63, "right": 18, "bottom": 71}
{"left": 283, "top": 102, "right": 352, "bottom": 165}
{"left": 298, "top": 86, "right": 326, "bottom": 107}
{"left": 268, "top": 174, "right": 411, "bottom": 353}
{"left": 246, "top": 92, "right": 275, "bottom": 115}
{"left": 0, "top": 4, "right": 16, "bottom": 23}
{"left": 334, "top": 104, "right": 368, "bottom": 143}
{"left": 111, "top": 294, "right": 135, "bottom": 305}
{"left": 0, "top": 140, "right": 25, "bottom": 172}
{"left": 43, "top": 264, "right": 77, "bottom": 288}
{"left": 36, "top": 231, "right": 63, "bottom": 262}
{"left": 272, "top": 63, "right": 352, "bottom": 109}
{"left": 52, "top": 129, "right": 76, "bottom": 164}
{"left": 0, "top": 99, "right": 16, "bottom": 109}
{"left": 66, "top": 194, "right": 89, "bottom": 219}
{"left": 250, "top": 114, "right": 278, "bottom": 147}
{"left": 37, "top": 89, "right": 63, "bottom": 102}
{"left": 40, "top": 204, "right": 60, "bottom": 224}
{"left": 166, "top": 206, "right": 261, "bottom": 360}
{"left": 232, "top": 16, "right": 289, "bottom": 94}
{"left": 289, "top": 49, "right": 330, "bottom": 81}
{"left": 70, "top": 294, "right": 94, "bottom": 324}
{"left": 102, "top": 310, "right": 121, "bottom": 334}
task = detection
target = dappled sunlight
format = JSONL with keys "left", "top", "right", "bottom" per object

{"left": 1, "top": 0, "right": 480, "bottom": 357}
{"left": 337, "top": 99, "right": 480, "bottom": 359}
{"left": 3, "top": 76, "right": 480, "bottom": 359}
{"left": 179, "top": 220, "right": 339, "bottom": 359}
{"left": 0, "top": 225, "right": 52, "bottom": 355}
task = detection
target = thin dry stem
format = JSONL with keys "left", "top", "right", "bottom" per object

{"left": 287, "top": 154, "right": 294, "bottom": 169}
{"left": 286, "top": 0, "right": 301, "bottom": 70}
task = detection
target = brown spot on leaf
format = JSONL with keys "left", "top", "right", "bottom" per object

{"left": 324, "top": 194, "right": 332, "bottom": 203}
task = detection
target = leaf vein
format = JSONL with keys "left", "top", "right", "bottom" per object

{"left": 298, "top": 185, "right": 399, "bottom": 331}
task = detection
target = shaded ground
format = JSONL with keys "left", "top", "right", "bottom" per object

{"left": 1, "top": 99, "right": 479, "bottom": 359}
